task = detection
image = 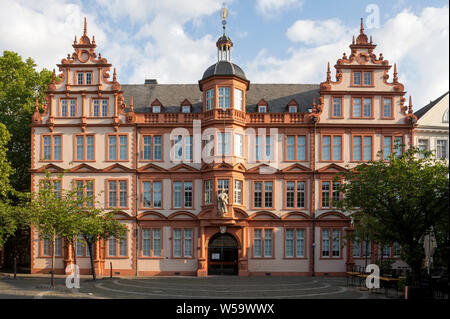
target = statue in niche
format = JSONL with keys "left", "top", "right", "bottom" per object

{"left": 217, "top": 188, "right": 228, "bottom": 216}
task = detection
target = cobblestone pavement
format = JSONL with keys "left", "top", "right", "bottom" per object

{"left": 0, "top": 273, "right": 393, "bottom": 299}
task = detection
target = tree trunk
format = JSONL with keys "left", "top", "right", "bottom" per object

{"left": 72, "top": 236, "right": 77, "bottom": 271}
{"left": 51, "top": 232, "right": 55, "bottom": 287}
{"left": 87, "top": 241, "right": 96, "bottom": 281}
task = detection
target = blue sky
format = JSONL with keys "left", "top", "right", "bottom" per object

{"left": 0, "top": 0, "right": 448, "bottom": 109}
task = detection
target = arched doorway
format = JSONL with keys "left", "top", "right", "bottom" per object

{"left": 208, "top": 233, "right": 238, "bottom": 275}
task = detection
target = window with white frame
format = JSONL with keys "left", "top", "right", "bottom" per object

{"left": 206, "top": 89, "right": 214, "bottom": 110}
{"left": 418, "top": 139, "right": 428, "bottom": 158}
{"left": 218, "top": 87, "right": 231, "bottom": 108}
{"left": 152, "top": 105, "right": 161, "bottom": 113}
{"left": 234, "top": 180, "right": 242, "bottom": 205}
{"left": 234, "top": 88, "right": 243, "bottom": 111}
{"left": 288, "top": 105, "right": 297, "bottom": 113}
{"left": 436, "top": 140, "right": 448, "bottom": 159}
{"left": 217, "top": 132, "right": 231, "bottom": 156}
{"left": 258, "top": 105, "right": 267, "bottom": 113}
{"left": 234, "top": 133, "right": 243, "bottom": 157}
{"left": 181, "top": 105, "right": 190, "bottom": 113}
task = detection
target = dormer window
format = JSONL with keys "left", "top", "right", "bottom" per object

{"left": 182, "top": 105, "right": 190, "bottom": 113}
{"left": 289, "top": 105, "right": 298, "bottom": 113}
{"left": 218, "top": 87, "right": 231, "bottom": 108}
{"left": 234, "top": 88, "right": 243, "bottom": 111}
{"left": 153, "top": 105, "right": 161, "bottom": 113}
{"left": 258, "top": 105, "right": 267, "bottom": 113}
{"left": 443, "top": 110, "right": 449, "bottom": 123}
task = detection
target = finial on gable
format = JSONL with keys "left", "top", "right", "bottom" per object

{"left": 360, "top": 17, "right": 364, "bottom": 34}
{"left": 326, "top": 62, "right": 331, "bottom": 82}
{"left": 130, "top": 96, "right": 134, "bottom": 112}
{"left": 393, "top": 63, "right": 398, "bottom": 83}
{"left": 408, "top": 96, "right": 413, "bottom": 114}
{"left": 83, "top": 17, "right": 87, "bottom": 36}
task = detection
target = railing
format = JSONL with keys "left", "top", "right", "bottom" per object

{"left": 138, "top": 110, "right": 308, "bottom": 124}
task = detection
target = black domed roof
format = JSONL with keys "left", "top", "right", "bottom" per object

{"left": 201, "top": 61, "right": 247, "bottom": 82}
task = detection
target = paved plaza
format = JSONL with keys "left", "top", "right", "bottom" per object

{"left": 0, "top": 273, "right": 392, "bottom": 299}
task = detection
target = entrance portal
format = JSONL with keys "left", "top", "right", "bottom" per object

{"left": 208, "top": 233, "right": 238, "bottom": 275}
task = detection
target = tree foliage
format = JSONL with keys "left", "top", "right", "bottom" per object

{"left": 336, "top": 148, "right": 449, "bottom": 284}
{"left": 0, "top": 51, "right": 53, "bottom": 191}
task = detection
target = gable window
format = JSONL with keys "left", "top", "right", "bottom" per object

{"left": 173, "top": 135, "right": 193, "bottom": 161}
{"left": 286, "top": 135, "right": 306, "bottom": 161}
{"left": 75, "top": 135, "right": 94, "bottom": 161}
{"left": 173, "top": 228, "right": 193, "bottom": 258}
{"left": 142, "top": 228, "right": 162, "bottom": 257}
{"left": 107, "top": 234, "right": 127, "bottom": 257}
{"left": 258, "top": 105, "right": 267, "bottom": 113}
{"left": 352, "top": 97, "right": 372, "bottom": 118}
{"left": 444, "top": 110, "right": 449, "bottom": 123}
{"left": 206, "top": 89, "right": 215, "bottom": 110}
{"left": 352, "top": 135, "right": 372, "bottom": 161}
{"left": 152, "top": 105, "right": 161, "bottom": 113}
{"left": 173, "top": 181, "right": 193, "bottom": 209}
{"left": 253, "top": 228, "right": 273, "bottom": 258}
{"left": 234, "top": 88, "right": 243, "bottom": 111}
{"left": 321, "top": 134, "right": 342, "bottom": 161}
{"left": 142, "top": 135, "right": 162, "bottom": 161}
{"left": 77, "top": 72, "right": 93, "bottom": 85}
{"left": 436, "top": 140, "right": 448, "bottom": 159}
{"left": 107, "top": 180, "right": 128, "bottom": 208}
{"left": 382, "top": 98, "right": 393, "bottom": 119}
{"left": 93, "top": 99, "right": 108, "bottom": 117}
{"left": 107, "top": 134, "right": 128, "bottom": 161}
{"left": 142, "top": 181, "right": 162, "bottom": 208}
{"left": 218, "top": 87, "right": 231, "bottom": 108}
{"left": 253, "top": 181, "right": 273, "bottom": 208}
{"left": 74, "top": 180, "right": 94, "bottom": 208}
{"left": 352, "top": 71, "right": 372, "bottom": 86}
{"left": 42, "top": 135, "right": 62, "bottom": 161}
{"left": 60, "top": 99, "right": 76, "bottom": 117}
{"left": 285, "top": 228, "right": 305, "bottom": 258}
{"left": 321, "top": 228, "right": 341, "bottom": 258}
{"left": 285, "top": 181, "right": 306, "bottom": 209}
{"left": 331, "top": 97, "right": 343, "bottom": 118}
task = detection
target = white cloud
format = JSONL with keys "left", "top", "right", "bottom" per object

{"left": 247, "top": 6, "right": 449, "bottom": 110}
{"left": 256, "top": 0, "right": 303, "bottom": 18}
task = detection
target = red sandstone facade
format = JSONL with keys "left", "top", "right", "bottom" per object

{"left": 30, "top": 18, "right": 415, "bottom": 276}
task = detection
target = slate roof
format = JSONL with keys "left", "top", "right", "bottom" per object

{"left": 122, "top": 83, "right": 320, "bottom": 114}
{"left": 414, "top": 91, "right": 449, "bottom": 119}
{"left": 201, "top": 61, "right": 247, "bottom": 81}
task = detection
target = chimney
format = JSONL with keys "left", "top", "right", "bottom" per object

{"left": 145, "top": 79, "right": 158, "bottom": 84}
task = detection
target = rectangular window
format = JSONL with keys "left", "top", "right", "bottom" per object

{"left": 152, "top": 105, "right": 161, "bottom": 113}
{"left": 218, "top": 87, "right": 231, "bottom": 108}
{"left": 285, "top": 228, "right": 305, "bottom": 258}
{"left": 181, "top": 105, "right": 190, "bottom": 113}
{"left": 363, "top": 72, "right": 372, "bottom": 85}
{"left": 288, "top": 105, "right": 297, "bottom": 113}
{"left": 234, "top": 180, "right": 242, "bottom": 205}
{"left": 85, "top": 72, "right": 92, "bottom": 85}
{"left": 77, "top": 73, "right": 83, "bottom": 85}
{"left": 258, "top": 105, "right": 267, "bottom": 113}
{"left": 107, "top": 180, "right": 127, "bottom": 208}
{"left": 42, "top": 135, "right": 62, "bottom": 161}
{"left": 383, "top": 136, "right": 392, "bottom": 160}
{"left": 353, "top": 136, "right": 362, "bottom": 161}
{"left": 382, "top": 245, "right": 391, "bottom": 258}
{"left": 76, "top": 235, "right": 90, "bottom": 257}
{"left": 418, "top": 139, "right": 428, "bottom": 158}
{"left": 332, "top": 182, "right": 340, "bottom": 207}
{"left": 234, "top": 88, "right": 243, "bottom": 111}
{"left": 255, "top": 136, "right": 262, "bottom": 160}
{"left": 321, "top": 182, "right": 330, "bottom": 208}
{"left": 173, "top": 135, "right": 193, "bottom": 161}
{"left": 286, "top": 181, "right": 305, "bottom": 209}
{"left": 353, "top": 72, "right": 361, "bottom": 85}
{"left": 92, "top": 99, "right": 108, "bottom": 117}
{"left": 286, "top": 181, "right": 295, "bottom": 208}
{"left": 70, "top": 100, "right": 76, "bottom": 117}
{"left": 352, "top": 98, "right": 362, "bottom": 117}
{"left": 332, "top": 97, "right": 342, "bottom": 118}
{"left": 321, "top": 135, "right": 343, "bottom": 161}
{"left": 264, "top": 182, "right": 273, "bottom": 208}
{"left": 253, "top": 228, "right": 273, "bottom": 258}
{"left": 108, "top": 234, "right": 127, "bottom": 257}
{"left": 108, "top": 135, "right": 128, "bottom": 161}
{"left": 93, "top": 99, "right": 99, "bottom": 117}
{"left": 285, "top": 229, "right": 294, "bottom": 258}
{"left": 393, "top": 242, "right": 401, "bottom": 257}
{"left": 265, "top": 135, "right": 274, "bottom": 160}
{"left": 322, "top": 229, "right": 341, "bottom": 258}
{"left": 322, "top": 229, "right": 330, "bottom": 257}
{"left": 173, "top": 228, "right": 193, "bottom": 258}
{"left": 173, "top": 181, "right": 193, "bottom": 209}
{"left": 74, "top": 180, "right": 94, "bottom": 207}
{"left": 332, "top": 229, "right": 341, "bottom": 257}
{"left": 286, "top": 136, "right": 295, "bottom": 161}
{"left": 142, "top": 229, "right": 151, "bottom": 257}
{"left": 363, "top": 136, "right": 372, "bottom": 161}
{"left": 41, "top": 237, "right": 61, "bottom": 257}
{"left": 75, "top": 135, "right": 94, "bottom": 161}
{"left": 394, "top": 136, "right": 403, "bottom": 158}
{"left": 286, "top": 135, "right": 306, "bottom": 161}
{"left": 363, "top": 241, "right": 371, "bottom": 257}
{"left": 60, "top": 99, "right": 76, "bottom": 117}
{"left": 436, "top": 140, "right": 448, "bottom": 159}
{"left": 234, "top": 133, "right": 243, "bottom": 157}
{"left": 217, "top": 133, "right": 231, "bottom": 156}
{"left": 363, "top": 98, "right": 372, "bottom": 117}
{"left": 253, "top": 181, "right": 262, "bottom": 208}
{"left": 352, "top": 135, "right": 372, "bottom": 161}
{"left": 142, "top": 181, "right": 162, "bottom": 208}
{"left": 353, "top": 240, "right": 361, "bottom": 257}
{"left": 206, "top": 89, "right": 214, "bottom": 110}
{"left": 217, "top": 179, "right": 229, "bottom": 197}
{"left": 204, "top": 180, "right": 212, "bottom": 204}
{"left": 383, "top": 98, "right": 393, "bottom": 118}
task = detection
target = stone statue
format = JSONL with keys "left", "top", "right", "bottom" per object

{"left": 217, "top": 188, "right": 228, "bottom": 216}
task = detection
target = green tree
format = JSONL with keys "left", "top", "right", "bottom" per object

{"left": 336, "top": 148, "right": 449, "bottom": 286}
{"left": 0, "top": 51, "right": 53, "bottom": 192}
{"left": 28, "top": 170, "right": 79, "bottom": 286}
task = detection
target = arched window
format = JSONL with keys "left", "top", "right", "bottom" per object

{"left": 443, "top": 109, "right": 449, "bottom": 123}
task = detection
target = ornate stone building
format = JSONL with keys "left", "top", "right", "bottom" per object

{"left": 30, "top": 17, "right": 415, "bottom": 276}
